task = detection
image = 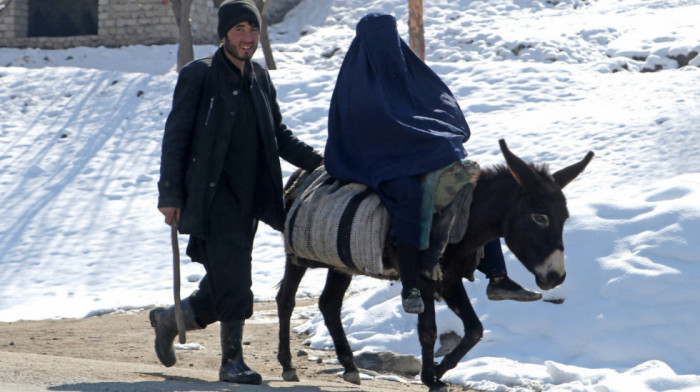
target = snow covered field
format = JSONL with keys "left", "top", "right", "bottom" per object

{"left": 1, "top": 0, "right": 699, "bottom": 390}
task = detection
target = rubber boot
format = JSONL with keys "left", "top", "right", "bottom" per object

{"left": 487, "top": 275, "right": 542, "bottom": 302}
{"left": 396, "top": 239, "right": 424, "bottom": 314}
{"left": 149, "top": 297, "right": 202, "bottom": 367}
{"left": 219, "top": 320, "right": 262, "bottom": 385}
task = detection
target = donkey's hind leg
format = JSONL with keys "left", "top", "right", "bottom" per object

{"left": 276, "top": 256, "right": 307, "bottom": 382}
{"left": 319, "top": 268, "right": 360, "bottom": 384}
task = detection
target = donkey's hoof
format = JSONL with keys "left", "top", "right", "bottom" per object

{"left": 342, "top": 371, "right": 361, "bottom": 385}
{"left": 282, "top": 369, "right": 299, "bottom": 382}
{"left": 429, "top": 381, "right": 448, "bottom": 392}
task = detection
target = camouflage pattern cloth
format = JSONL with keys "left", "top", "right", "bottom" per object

{"left": 419, "top": 159, "right": 481, "bottom": 250}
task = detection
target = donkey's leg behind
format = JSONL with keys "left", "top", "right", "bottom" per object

{"left": 276, "top": 256, "right": 307, "bottom": 382}
{"left": 319, "top": 268, "right": 361, "bottom": 384}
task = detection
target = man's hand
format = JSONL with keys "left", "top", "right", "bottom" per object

{"left": 159, "top": 207, "right": 181, "bottom": 226}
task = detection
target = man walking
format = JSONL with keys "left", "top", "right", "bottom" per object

{"left": 150, "top": 0, "right": 322, "bottom": 384}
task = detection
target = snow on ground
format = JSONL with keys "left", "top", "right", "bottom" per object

{"left": 1, "top": 0, "right": 699, "bottom": 390}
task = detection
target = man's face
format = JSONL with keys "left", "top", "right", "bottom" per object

{"left": 222, "top": 21, "right": 259, "bottom": 68}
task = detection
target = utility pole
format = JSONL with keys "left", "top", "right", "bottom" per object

{"left": 407, "top": 0, "right": 425, "bottom": 60}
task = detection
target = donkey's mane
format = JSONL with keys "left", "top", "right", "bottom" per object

{"left": 479, "top": 162, "right": 552, "bottom": 181}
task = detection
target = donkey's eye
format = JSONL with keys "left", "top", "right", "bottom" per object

{"left": 531, "top": 213, "right": 549, "bottom": 228}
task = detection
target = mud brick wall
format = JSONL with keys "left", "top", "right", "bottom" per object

{"left": 0, "top": 0, "right": 218, "bottom": 50}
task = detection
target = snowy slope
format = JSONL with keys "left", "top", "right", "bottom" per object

{"left": 1, "top": 0, "right": 699, "bottom": 390}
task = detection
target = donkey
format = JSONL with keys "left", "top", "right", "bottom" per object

{"left": 276, "top": 139, "right": 594, "bottom": 391}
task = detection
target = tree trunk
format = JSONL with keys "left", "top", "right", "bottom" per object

{"left": 253, "top": 0, "right": 277, "bottom": 70}
{"left": 171, "top": 0, "right": 194, "bottom": 72}
{"left": 0, "top": 0, "right": 14, "bottom": 17}
{"left": 407, "top": 0, "right": 425, "bottom": 61}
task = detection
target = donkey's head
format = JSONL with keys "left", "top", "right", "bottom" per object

{"left": 498, "top": 139, "right": 593, "bottom": 290}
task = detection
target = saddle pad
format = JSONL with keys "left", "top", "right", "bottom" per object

{"left": 284, "top": 167, "right": 389, "bottom": 276}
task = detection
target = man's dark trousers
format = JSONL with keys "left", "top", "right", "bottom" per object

{"left": 187, "top": 183, "right": 258, "bottom": 326}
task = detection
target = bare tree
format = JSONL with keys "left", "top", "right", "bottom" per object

{"left": 407, "top": 0, "right": 425, "bottom": 60}
{"left": 253, "top": 0, "right": 277, "bottom": 70}
{"left": 170, "top": 0, "right": 195, "bottom": 71}
{"left": 0, "top": 0, "right": 14, "bottom": 17}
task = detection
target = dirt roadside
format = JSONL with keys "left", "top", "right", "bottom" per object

{"left": 0, "top": 299, "right": 476, "bottom": 392}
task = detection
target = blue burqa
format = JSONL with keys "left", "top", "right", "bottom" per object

{"left": 324, "top": 13, "right": 470, "bottom": 247}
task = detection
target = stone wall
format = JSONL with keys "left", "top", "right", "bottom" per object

{"left": 0, "top": 0, "right": 219, "bottom": 50}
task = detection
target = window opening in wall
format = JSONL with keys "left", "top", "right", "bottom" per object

{"left": 28, "top": 0, "right": 98, "bottom": 37}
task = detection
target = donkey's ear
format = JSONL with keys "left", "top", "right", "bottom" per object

{"left": 499, "top": 139, "right": 538, "bottom": 188}
{"left": 552, "top": 151, "right": 594, "bottom": 189}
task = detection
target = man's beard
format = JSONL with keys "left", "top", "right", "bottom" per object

{"left": 223, "top": 38, "right": 257, "bottom": 63}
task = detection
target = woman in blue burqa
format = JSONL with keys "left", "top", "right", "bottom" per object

{"left": 325, "top": 13, "right": 541, "bottom": 314}
{"left": 325, "top": 13, "right": 468, "bottom": 313}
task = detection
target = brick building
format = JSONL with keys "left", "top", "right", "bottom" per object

{"left": 0, "top": 0, "right": 220, "bottom": 49}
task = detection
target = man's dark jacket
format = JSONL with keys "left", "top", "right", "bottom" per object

{"left": 158, "top": 48, "right": 322, "bottom": 239}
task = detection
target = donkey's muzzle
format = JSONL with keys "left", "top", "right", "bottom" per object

{"left": 534, "top": 249, "right": 566, "bottom": 290}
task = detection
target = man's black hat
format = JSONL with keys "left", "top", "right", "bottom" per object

{"left": 218, "top": 0, "right": 262, "bottom": 39}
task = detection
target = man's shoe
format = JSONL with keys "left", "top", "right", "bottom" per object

{"left": 487, "top": 275, "right": 542, "bottom": 302}
{"left": 402, "top": 288, "right": 425, "bottom": 314}
{"left": 219, "top": 321, "right": 263, "bottom": 385}
{"left": 149, "top": 298, "right": 201, "bottom": 367}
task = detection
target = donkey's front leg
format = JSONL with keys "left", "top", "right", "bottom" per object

{"left": 417, "top": 276, "right": 446, "bottom": 391}
{"left": 435, "top": 273, "right": 483, "bottom": 380}
{"left": 276, "top": 257, "right": 307, "bottom": 382}
{"left": 319, "top": 268, "right": 360, "bottom": 384}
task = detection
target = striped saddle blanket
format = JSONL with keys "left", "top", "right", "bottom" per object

{"left": 284, "top": 167, "right": 389, "bottom": 276}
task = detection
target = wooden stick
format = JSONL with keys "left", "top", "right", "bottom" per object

{"left": 171, "top": 218, "right": 186, "bottom": 344}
